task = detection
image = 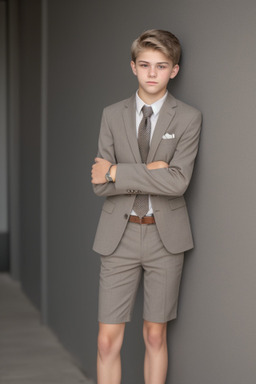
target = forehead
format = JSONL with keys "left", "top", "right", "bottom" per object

{"left": 136, "top": 48, "right": 172, "bottom": 64}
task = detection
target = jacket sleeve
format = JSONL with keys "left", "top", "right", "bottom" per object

{"left": 115, "top": 110, "right": 202, "bottom": 196}
{"left": 92, "top": 108, "right": 129, "bottom": 197}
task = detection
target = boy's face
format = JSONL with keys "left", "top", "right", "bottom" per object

{"left": 131, "top": 49, "right": 179, "bottom": 103}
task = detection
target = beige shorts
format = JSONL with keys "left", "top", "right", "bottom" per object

{"left": 98, "top": 222, "right": 184, "bottom": 324}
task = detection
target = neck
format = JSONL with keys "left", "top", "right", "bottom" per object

{"left": 138, "top": 88, "right": 167, "bottom": 105}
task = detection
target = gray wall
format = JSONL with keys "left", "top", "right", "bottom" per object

{"left": 0, "top": 0, "right": 9, "bottom": 270}
{"left": 10, "top": 0, "right": 256, "bottom": 383}
{"left": 19, "top": 0, "right": 42, "bottom": 308}
{"left": 8, "top": 0, "right": 21, "bottom": 280}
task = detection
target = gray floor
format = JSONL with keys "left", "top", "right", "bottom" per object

{"left": 0, "top": 273, "right": 94, "bottom": 384}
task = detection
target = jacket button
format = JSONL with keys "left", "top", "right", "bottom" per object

{"left": 124, "top": 214, "right": 128, "bottom": 219}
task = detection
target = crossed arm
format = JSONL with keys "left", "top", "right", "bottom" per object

{"left": 91, "top": 159, "right": 168, "bottom": 184}
{"left": 91, "top": 106, "right": 201, "bottom": 197}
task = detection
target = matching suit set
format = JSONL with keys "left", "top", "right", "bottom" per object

{"left": 93, "top": 92, "right": 202, "bottom": 323}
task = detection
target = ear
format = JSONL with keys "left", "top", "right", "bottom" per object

{"left": 170, "top": 64, "right": 179, "bottom": 79}
{"left": 130, "top": 61, "right": 137, "bottom": 76}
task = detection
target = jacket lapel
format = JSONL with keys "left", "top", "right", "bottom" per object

{"left": 147, "top": 93, "right": 177, "bottom": 163}
{"left": 122, "top": 95, "right": 142, "bottom": 163}
{"left": 122, "top": 93, "right": 177, "bottom": 164}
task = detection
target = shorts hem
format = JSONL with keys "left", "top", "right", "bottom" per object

{"left": 98, "top": 317, "right": 132, "bottom": 324}
{"left": 143, "top": 314, "right": 177, "bottom": 323}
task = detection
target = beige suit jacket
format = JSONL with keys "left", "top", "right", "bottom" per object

{"left": 93, "top": 93, "right": 202, "bottom": 255}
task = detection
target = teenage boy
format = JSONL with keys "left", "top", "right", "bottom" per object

{"left": 91, "top": 29, "right": 202, "bottom": 384}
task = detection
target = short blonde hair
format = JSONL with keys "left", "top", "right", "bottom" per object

{"left": 131, "top": 29, "right": 181, "bottom": 65}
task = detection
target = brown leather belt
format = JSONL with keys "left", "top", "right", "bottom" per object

{"left": 128, "top": 215, "right": 156, "bottom": 224}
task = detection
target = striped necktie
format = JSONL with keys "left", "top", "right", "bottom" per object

{"left": 133, "top": 105, "right": 153, "bottom": 218}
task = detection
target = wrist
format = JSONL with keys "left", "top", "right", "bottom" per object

{"left": 110, "top": 165, "right": 117, "bottom": 182}
{"left": 105, "top": 164, "right": 113, "bottom": 182}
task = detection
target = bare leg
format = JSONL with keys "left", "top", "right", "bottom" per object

{"left": 97, "top": 322, "right": 125, "bottom": 384}
{"left": 143, "top": 320, "right": 168, "bottom": 384}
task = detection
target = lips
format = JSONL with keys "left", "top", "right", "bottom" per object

{"left": 146, "top": 81, "right": 158, "bottom": 84}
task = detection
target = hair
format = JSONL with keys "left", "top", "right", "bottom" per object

{"left": 131, "top": 29, "right": 181, "bottom": 65}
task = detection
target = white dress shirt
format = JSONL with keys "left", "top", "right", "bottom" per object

{"left": 130, "top": 91, "right": 168, "bottom": 216}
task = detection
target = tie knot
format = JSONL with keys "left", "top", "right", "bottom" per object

{"left": 142, "top": 105, "right": 153, "bottom": 118}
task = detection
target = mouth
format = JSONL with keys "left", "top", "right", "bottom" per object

{"left": 146, "top": 81, "right": 158, "bottom": 85}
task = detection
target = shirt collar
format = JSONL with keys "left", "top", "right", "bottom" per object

{"left": 135, "top": 91, "right": 168, "bottom": 116}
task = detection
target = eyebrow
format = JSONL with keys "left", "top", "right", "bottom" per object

{"left": 138, "top": 60, "right": 170, "bottom": 65}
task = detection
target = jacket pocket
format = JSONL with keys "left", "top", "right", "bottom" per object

{"left": 168, "top": 196, "right": 186, "bottom": 210}
{"left": 102, "top": 199, "right": 115, "bottom": 214}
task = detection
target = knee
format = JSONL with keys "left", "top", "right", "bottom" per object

{"left": 97, "top": 332, "right": 122, "bottom": 360}
{"left": 143, "top": 323, "right": 167, "bottom": 351}
{"left": 145, "top": 331, "right": 165, "bottom": 350}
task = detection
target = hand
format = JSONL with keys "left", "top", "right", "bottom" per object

{"left": 147, "top": 161, "right": 169, "bottom": 170}
{"left": 91, "top": 158, "right": 111, "bottom": 184}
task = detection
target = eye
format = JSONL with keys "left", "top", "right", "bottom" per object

{"left": 140, "top": 64, "right": 148, "bottom": 68}
{"left": 158, "top": 65, "right": 167, "bottom": 70}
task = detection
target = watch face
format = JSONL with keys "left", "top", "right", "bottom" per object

{"left": 105, "top": 172, "right": 112, "bottom": 182}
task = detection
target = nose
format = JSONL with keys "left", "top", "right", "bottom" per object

{"left": 148, "top": 65, "right": 157, "bottom": 77}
